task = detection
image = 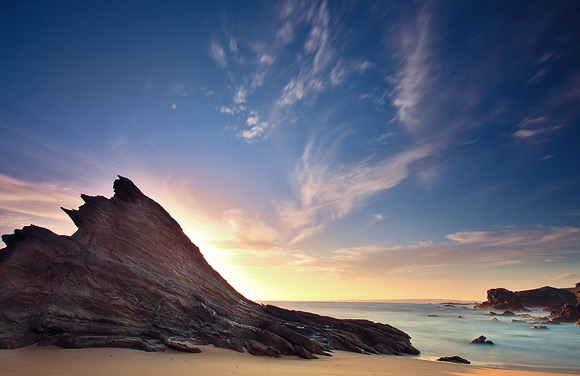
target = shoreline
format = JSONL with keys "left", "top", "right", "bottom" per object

{"left": 1, "top": 345, "right": 577, "bottom": 376}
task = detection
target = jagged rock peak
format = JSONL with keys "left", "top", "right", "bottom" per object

{"left": 0, "top": 177, "right": 419, "bottom": 358}
{"left": 113, "top": 175, "right": 146, "bottom": 203}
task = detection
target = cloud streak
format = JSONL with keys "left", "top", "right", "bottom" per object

{"left": 512, "top": 116, "right": 562, "bottom": 139}
{"left": 210, "top": 40, "right": 227, "bottom": 67}
{"left": 279, "top": 136, "right": 432, "bottom": 243}
{"left": 284, "top": 226, "right": 580, "bottom": 278}
{"left": 274, "top": 0, "right": 336, "bottom": 109}
{"left": 0, "top": 174, "right": 83, "bottom": 237}
{"left": 392, "top": 9, "right": 434, "bottom": 136}
{"left": 212, "top": 0, "right": 377, "bottom": 143}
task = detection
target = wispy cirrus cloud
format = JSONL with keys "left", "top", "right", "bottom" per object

{"left": 214, "top": 0, "right": 375, "bottom": 142}
{"left": 210, "top": 40, "right": 227, "bottom": 67}
{"left": 274, "top": 0, "right": 336, "bottom": 108}
{"left": 514, "top": 73, "right": 579, "bottom": 146}
{"left": 512, "top": 116, "right": 562, "bottom": 139}
{"left": 239, "top": 110, "right": 272, "bottom": 141}
{"left": 218, "top": 208, "right": 279, "bottom": 249}
{"left": 392, "top": 9, "right": 434, "bottom": 136}
{"left": 281, "top": 226, "right": 580, "bottom": 278}
{"left": 278, "top": 135, "right": 432, "bottom": 243}
{"left": 553, "top": 272, "right": 580, "bottom": 281}
{"left": 330, "top": 59, "right": 373, "bottom": 86}
{"left": 233, "top": 86, "right": 247, "bottom": 104}
{"left": 0, "top": 174, "right": 83, "bottom": 237}
{"left": 270, "top": 4, "right": 445, "bottom": 243}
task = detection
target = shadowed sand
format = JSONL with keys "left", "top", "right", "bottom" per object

{"left": 1, "top": 345, "right": 576, "bottom": 376}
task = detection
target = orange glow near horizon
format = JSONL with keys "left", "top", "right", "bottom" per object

{"left": 178, "top": 218, "right": 488, "bottom": 302}
{"left": 1, "top": 174, "right": 576, "bottom": 303}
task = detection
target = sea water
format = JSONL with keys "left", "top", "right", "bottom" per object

{"left": 262, "top": 301, "right": 580, "bottom": 373}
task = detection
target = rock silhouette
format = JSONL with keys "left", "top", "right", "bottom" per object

{"left": 469, "top": 335, "right": 494, "bottom": 345}
{"left": 475, "top": 286, "right": 578, "bottom": 311}
{"left": 437, "top": 355, "right": 470, "bottom": 364}
{"left": 0, "top": 176, "right": 419, "bottom": 358}
{"left": 474, "top": 288, "right": 529, "bottom": 312}
{"left": 515, "top": 286, "right": 577, "bottom": 308}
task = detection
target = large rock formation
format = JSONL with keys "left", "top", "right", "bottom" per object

{"left": 515, "top": 286, "right": 577, "bottom": 308}
{"left": 0, "top": 176, "right": 419, "bottom": 358}
{"left": 474, "top": 288, "right": 529, "bottom": 312}
{"left": 548, "top": 303, "right": 580, "bottom": 323}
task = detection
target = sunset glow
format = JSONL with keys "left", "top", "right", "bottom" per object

{"left": 1, "top": 1, "right": 580, "bottom": 301}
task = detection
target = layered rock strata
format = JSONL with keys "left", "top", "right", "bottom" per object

{"left": 0, "top": 176, "right": 419, "bottom": 358}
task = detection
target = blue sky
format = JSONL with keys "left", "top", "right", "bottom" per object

{"left": 1, "top": 1, "right": 580, "bottom": 300}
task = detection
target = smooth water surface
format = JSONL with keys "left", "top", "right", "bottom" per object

{"left": 262, "top": 301, "right": 580, "bottom": 373}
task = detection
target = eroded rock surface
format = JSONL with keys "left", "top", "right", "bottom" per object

{"left": 0, "top": 176, "right": 419, "bottom": 358}
{"left": 474, "top": 288, "right": 529, "bottom": 312}
{"left": 548, "top": 303, "right": 580, "bottom": 323}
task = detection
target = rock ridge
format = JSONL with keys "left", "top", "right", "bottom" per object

{"left": 0, "top": 176, "right": 419, "bottom": 358}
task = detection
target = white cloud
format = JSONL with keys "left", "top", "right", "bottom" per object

{"left": 512, "top": 116, "right": 562, "bottom": 139}
{"left": 371, "top": 213, "right": 387, "bottom": 224}
{"left": 234, "top": 86, "right": 247, "bottom": 104}
{"left": 513, "top": 129, "right": 539, "bottom": 138}
{"left": 238, "top": 110, "right": 272, "bottom": 141}
{"left": 259, "top": 54, "right": 275, "bottom": 65}
{"left": 356, "top": 60, "right": 373, "bottom": 72}
{"left": 329, "top": 59, "right": 348, "bottom": 86}
{"left": 251, "top": 72, "right": 266, "bottom": 88}
{"left": 210, "top": 40, "right": 227, "bottom": 67}
{"left": 392, "top": 9, "right": 433, "bottom": 135}
{"left": 229, "top": 37, "right": 238, "bottom": 53}
{"left": 246, "top": 111, "right": 259, "bottom": 126}
{"left": 330, "top": 59, "right": 374, "bottom": 86}
{"left": 240, "top": 121, "right": 271, "bottom": 141}
{"left": 212, "top": 0, "right": 377, "bottom": 142}
{"left": 274, "top": 0, "right": 337, "bottom": 108}
{"left": 276, "top": 21, "right": 295, "bottom": 44}
{"left": 279, "top": 135, "right": 432, "bottom": 243}
{"left": 219, "top": 106, "right": 235, "bottom": 115}
{"left": 288, "top": 226, "right": 580, "bottom": 277}
{"left": 279, "top": 79, "right": 305, "bottom": 106}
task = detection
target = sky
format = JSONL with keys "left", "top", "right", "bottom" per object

{"left": 1, "top": 0, "right": 580, "bottom": 301}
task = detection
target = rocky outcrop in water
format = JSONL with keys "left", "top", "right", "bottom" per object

{"left": 548, "top": 303, "right": 580, "bottom": 323}
{"left": 437, "top": 355, "right": 470, "bottom": 364}
{"left": 474, "top": 288, "right": 529, "bottom": 312}
{"left": 515, "top": 286, "right": 577, "bottom": 308}
{"left": 475, "top": 285, "right": 578, "bottom": 312}
{"left": 0, "top": 176, "right": 419, "bottom": 358}
{"left": 469, "top": 335, "right": 494, "bottom": 345}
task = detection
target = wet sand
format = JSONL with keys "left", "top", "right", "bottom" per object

{"left": 1, "top": 345, "right": 577, "bottom": 376}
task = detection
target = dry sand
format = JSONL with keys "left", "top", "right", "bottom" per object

{"left": 0, "top": 345, "right": 577, "bottom": 376}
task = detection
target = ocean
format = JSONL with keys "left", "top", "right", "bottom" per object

{"left": 262, "top": 301, "right": 580, "bottom": 374}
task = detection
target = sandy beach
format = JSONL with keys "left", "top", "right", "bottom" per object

{"left": 1, "top": 345, "right": 577, "bottom": 376}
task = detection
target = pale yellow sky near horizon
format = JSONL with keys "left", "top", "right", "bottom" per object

{"left": 1, "top": 174, "right": 578, "bottom": 302}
